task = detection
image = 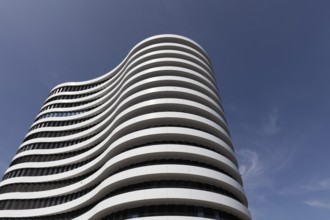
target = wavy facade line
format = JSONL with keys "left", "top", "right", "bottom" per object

{"left": 0, "top": 34, "right": 251, "bottom": 220}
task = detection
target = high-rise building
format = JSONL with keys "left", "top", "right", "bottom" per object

{"left": 0, "top": 35, "right": 251, "bottom": 220}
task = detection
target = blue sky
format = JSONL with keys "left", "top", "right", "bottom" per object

{"left": 0, "top": 1, "right": 329, "bottom": 219}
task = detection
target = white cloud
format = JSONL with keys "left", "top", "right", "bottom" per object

{"left": 280, "top": 178, "right": 330, "bottom": 195}
{"left": 238, "top": 149, "right": 263, "bottom": 179}
{"left": 235, "top": 115, "right": 295, "bottom": 219}
{"left": 319, "top": 178, "right": 330, "bottom": 189}
{"left": 243, "top": 108, "right": 281, "bottom": 136}
{"left": 304, "top": 200, "right": 330, "bottom": 209}
{"left": 259, "top": 108, "right": 281, "bottom": 135}
{"left": 237, "top": 149, "right": 273, "bottom": 194}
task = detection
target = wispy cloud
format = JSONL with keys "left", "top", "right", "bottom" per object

{"left": 304, "top": 200, "right": 330, "bottom": 209}
{"left": 259, "top": 108, "right": 281, "bottom": 136}
{"left": 237, "top": 149, "right": 272, "bottom": 194}
{"left": 320, "top": 179, "right": 330, "bottom": 189}
{"left": 237, "top": 146, "right": 294, "bottom": 198}
{"left": 243, "top": 108, "right": 281, "bottom": 136}
{"left": 236, "top": 108, "right": 294, "bottom": 219}
{"left": 280, "top": 178, "right": 330, "bottom": 195}
{"left": 238, "top": 149, "right": 263, "bottom": 180}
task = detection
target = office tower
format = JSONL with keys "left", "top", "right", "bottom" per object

{"left": 0, "top": 35, "right": 251, "bottom": 220}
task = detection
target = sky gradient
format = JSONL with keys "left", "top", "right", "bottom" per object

{"left": 0, "top": 1, "right": 329, "bottom": 219}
